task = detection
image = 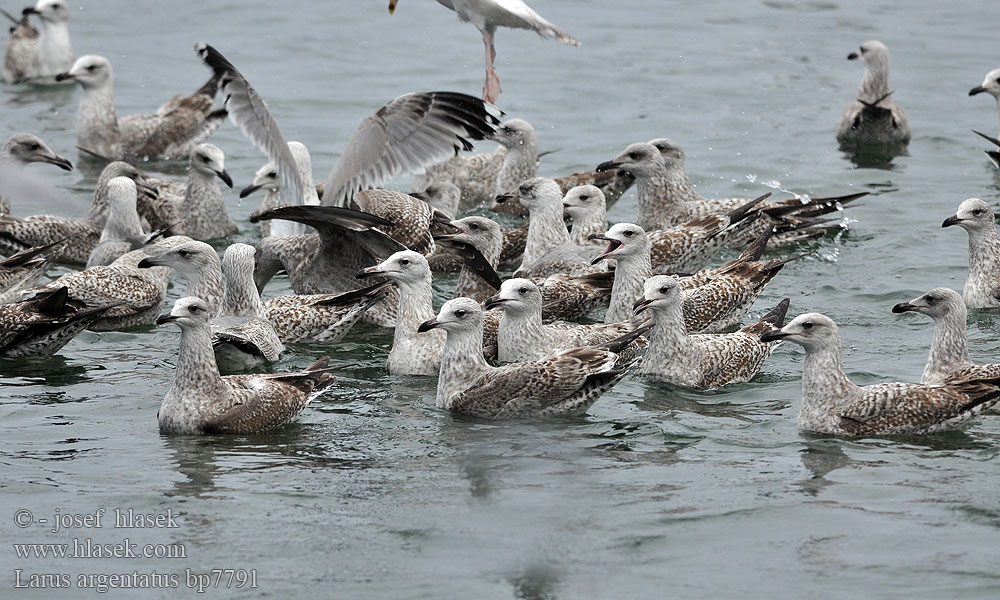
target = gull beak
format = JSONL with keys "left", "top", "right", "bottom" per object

{"left": 216, "top": 169, "right": 233, "bottom": 188}
{"left": 239, "top": 183, "right": 263, "bottom": 198}
{"left": 494, "top": 192, "right": 517, "bottom": 204}
{"left": 417, "top": 318, "right": 440, "bottom": 333}
{"left": 847, "top": 52, "right": 859, "bottom": 60}
{"left": 137, "top": 255, "right": 167, "bottom": 269}
{"left": 37, "top": 152, "right": 73, "bottom": 171}
{"left": 388, "top": 0, "right": 398, "bottom": 14}
{"left": 759, "top": 329, "right": 790, "bottom": 343}
{"left": 154, "top": 313, "right": 179, "bottom": 325}
{"left": 355, "top": 265, "right": 385, "bottom": 279}
{"left": 632, "top": 297, "right": 653, "bottom": 316}
{"left": 891, "top": 301, "right": 917, "bottom": 314}
{"left": 483, "top": 296, "right": 509, "bottom": 311}
{"left": 22, "top": 7, "right": 39, "bottom": 16}
{"left": 54, "top": 72, "right": 73, "bottom": 82}
{"left": 596, "top": 160, "right": 620, "bottom": 173}
{"left": 970, "top": 85, "right": 987, "bottom": 96}
{"left": 941, "top": 214, "right": 962, "bottom": 228}
{"left": 134, "top": 179, "right": 157, "bottom": 200}
{"left": 588, "top": 234, "right": 621, "bottom": 264}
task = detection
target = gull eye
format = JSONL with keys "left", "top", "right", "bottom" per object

{"left": 624, "top": 230, "right": 634, "bottom": 237}
{"left": 925, "top": 295, "right": 937, "bottom": 304}
{"left": 199, "top": 154, "right": 210, "bottom": 163}
{"left": 400, "top": 258, "right": 410, "bottom": 266}
{"left": 177, "top": 249, "right": 190, "bottom": 257}
{"left": 469, "top": 223, "right": 479, "bottom": 230}
{"left": 454, "top": 309, "right": 466, "bottom": 318}
{"left": 802, "top": 322, "right": 813, "bottom": 330}
{"left": 859, "top": 47, "right": 866, "bottom": 54}
{"left": 579, "top": 195, "right": 589, "bottom": 201}
{"left": 628, "top": 152, "right": 639, "bottom": 159}
{"left": 26, "top": 143, "right": 40, "bottom": 151}
{"left": 973, "top": 209, "right": 984, "bottom": 216}
{"left": 518, "top": 288, "right": 527, "bottom": 295}
{"left": 659, "top": 287, "right": 668, "bottom": 294}
{"left": 189, "top": 305, "right": 200, "bottom": 314}
{"left": 86, "top": 64, "right": 97, "bottom": 72}
{"left": 267, "top": 171, "right": 277, "bottom": 178}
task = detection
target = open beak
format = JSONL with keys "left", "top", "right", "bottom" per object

{"left": 388, "top": 0, "right": 398, "bottom": 14}
{"left": 596, "top": 160, "right": 620, "bottom": 173}
{"left": 216, "top": 169, "right": 233, "bottom": 188}
{"left": 355, "top": 265, "right": 385, "bottom": 279}
{"left": 891, "top": 301, "right": 917, "bottom": 314}
{"left": 632, "top": 297, "right": 653, "bottom": 316}
{"left": 155, "top": 313, "right": 178, "bottom": 325}
{"left": 970, "top": 85, "right": 987, "bottom": 96}
{"left": 483, "top": 296, "right": 509, "bottom": 311}
{"left": 941, "top": 214, "right": 962, "bottom": 228}
{"left": 239, "top": 183, "right": 263, "bottom": 198}
{"left": 847, "top": 52, "right": 859, "bottom": 60}
{"left": 417, "top": 318, "right": 439, "bottom": 333}
{"left": 588, "top": 234, "right": 622, "bottom": 264}
{"left": 759, "top": 329, "right": 789, "bottom": 343}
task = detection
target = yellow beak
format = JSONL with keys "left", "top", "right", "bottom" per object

{"left": 388, "top": 0, "right": 397, "bottom": 14}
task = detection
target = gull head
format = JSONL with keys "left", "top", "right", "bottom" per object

{"left": 562, "top": 185, "right": 605, "bottom": 220}
{"left": 137, "top": 240, "right": 217, "bottom": 276}
{"left": 942, "top": 198, "right": 995, "bottom": 233}
{"left": 485, "top": 278, "right": 541, "bottom": 314}
{"left": 648, "top": 138, "right": 687, "bottom": 169}
{"left": 969, "top": 68, "right": 1000, "bottom": 99}
{"left": 437, "top": 216, "right": 502, "bottom": 255}
{"left": 597, "top": 142, "right": 665, "bottom": 177}
{"left": 760, "top": 312, "right": 839, "bottom": 351}
{"left": 356, "top": 250, "right": 430, "bottom": 287}
{"left": 240, "top": 162, "right": 278, "bottom": 198}
{"left": 589, "top": 222, "right": 649, "bottom": 264}
{"left": 418, "top": 297, "right": 483, "bottom": 335}
{"left": 189, "top": 143, "right": 231, "bottom": 187}
{"left": 632, "top": 275, "right": 682, "bottom": 316}
{"left": 513, "top": 177, "right": 562, "bottom": 211}
{"left": 57, "top": 55, "right": 112, "bottom": 88}
{"left": 492, "top": 119, "right": 537, "bottom": 149}
{"left": 97, "top": 161, "right": 155, "bottom": 200}
{"left": 892, "top": 287, "right": 965, "bottom": 322}
{"left": 156, "top": 296, "right": 212, "bottom": 329}
{"left": 25, "top": 0, "right": 70, "bottom": 24}
{"left": 847, "top": 40, "right": 890, "bottom": 70}
{"left": 1, "top": 134, "right": 72, "bottom": 171}
{"left": 106, "top": 176, "right": 138, "bottom": 214}
{"left": 411, "top": 182, "right": 460, "bottom": 218}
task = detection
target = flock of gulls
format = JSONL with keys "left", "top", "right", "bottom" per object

{"left": 3, "top": 0, "right": 1000, "bottom": 438}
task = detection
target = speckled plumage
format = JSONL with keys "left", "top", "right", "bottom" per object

{"left": 138, "top": 239, "right": 224, "bottom": 317}
{"left": 0, "top": 237, "right": 67, "bottom": 304}
{"left": 435, "top": 215, "right": 503, "bottom": 302}
{"left": 62, "top": 55, "right": 224, "bottom": 160}
{"left": 212, "top": 244, "right": 284, "bottom": 369}
{"left": 156, "top": 297, "right": 335, "bottom": 435}
{"left": 263, "top": 282, "right": 389, "bottom": 344}
{"left": 836, "top": 41, "right": 910, "bottom": 147}
{"left": 0, "top": 286, "right": 115, "bottom": 358}
{"left": 635, "top": 276, "right": 787, "bottom": 387}
{"left": 355, "top": 189, "right": 438, "bottom": 255}
{"left": 86, "top": 177, "right": 145, "bottom": 268}
{"left": 537, "top": 270, "right": 614, "bottom": 322}
{"left": 424, "top": 298, "right": 632, "bottom": 419}
{"left": 145, "top": 143, "right": 236, "bottom": 241}
{"left": 761, "top": 313, "right": 1000, "bottom": 436}
{"left": 555, "top": 167, "right": 634, "bottom": 211}
{"left": 942, "top": 198, "right": 1000, "bottom": 308}
{"left": 512, "top": 177, "right": 577, "bottom": 275}
{"left": 2, "top": 9, "right": 37, "bottom": 84}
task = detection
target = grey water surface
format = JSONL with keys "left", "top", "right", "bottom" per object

{"left": 2, "top": 1, "right": 1000, "bottom": 598}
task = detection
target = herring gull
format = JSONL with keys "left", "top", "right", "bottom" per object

{"left": 0, "top": 286, "right": 117, "bottom": 358}
{"left": 144, "top": 143, "right": 236, "bottom": 241}
{"left": 1, "top": 0, "right": 73, "bottom": 84}
{"left": 0, "top": 236, "right": 70, "bottom": 304}
{"left": 941, "top": 198, "right": 1000, "bottom": 308}
{"left": 0, "top": 133, "right": 72, "bottom": 215}
{"left": 836, "top": 40, "right": 910, "bottom": 147}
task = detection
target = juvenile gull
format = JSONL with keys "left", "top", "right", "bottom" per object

{"left": 836, "top": 40, "right": 910, "bottom": 147}
{"left": 410, "top": 182, "right": 461, "bottom": 219}
{"left": 213, "top": 244, "right": 284, "bottom": 370}
{"left": 970, "top": 68, "right": 1000, "bottom": 167}
{"left": 262, "top": 282, "right": 391, "bottom": 344}
{"left": 892, "top": 287, "right": 1000, "bottom": 389}
{"left": 0, "top": 237, "right": 68, "bottom": 304}
{"left": 589, "top": 223, "right": 651, "bottom": 324}
{"left": 1, "top": 0, "right": 73, "bottom": 83}
{"left": 487, "top": 278, "right": 636, "bottom": 363}
{"left": 0, "top": 133, "right": 72, "bottom": 215}
{"left": 144, "top": 143, "right": 236, "bottom": 240}
{"left": 509, "top": 177, "right": 582, "bottom": 275}
{"left": 155, "top": 296, "right": 336, "bottom": 435}
{"left": 196, "top": 43, "right": 500, "bottom": 213}
{"left": 433, "top": 215, "right": 504, "bottom": 302}
{"left": 633, "top": 275, "right": 788, "bottom": 387}
{"left": 760, "top": 313, "right": 1000, "bottom": 436}
{"left": 970, "top": 129, "right": 1000, "bottom": 170}
{"left": 562, "top": 185, "right": 608, "bottom": 248}
{"left": 0, "top": 286, "right": 117, "bottom": 358}
{"left": 86, "top": 177, "right": 146, "bottom": 268}
{"left": 597, "top": 140, "right": 867, "bottom": 234}
{"left": 388, "top": 0, "right": 579, "bottom": 103}
{"left": 58, "top": 55, "right": 225, "bottom": 161}
{"left": 354, "top": 188, "right": 441, "bottom": 255}
{"left": 138, "top": 239, "right": 224, "bottom": 316}
{"left": 419, "top": 298, "right": 637, "bottom": 419}
{"left": 941, "top": 197, "right": 1000, "bottom": 309}
{"left": 554, "top": 166, "right": 634, "bottom": 211}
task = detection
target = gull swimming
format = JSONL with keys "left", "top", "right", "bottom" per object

{"left": 1, "top": 0, "right": 73, "bottom": 84}
{"left": 836, "top": 40, "right": 910, "bottom": 147}
{"left": 433, "top": 215, "right": 504, "bottom": 302}
{"left": 155, "top": 296, "right": 335, "bottom": 435}
{"left": 419, "top": 298, "right": 638, "bottom": 419}
{"left": 0, "top": 133, "right": 72, "bottom": 215}
{"left": 633, "top": 275, "right": 788, "bottom": 387}
{"left": 86, "top": 177, "right": 146, "bottom": 268}
{"left": 760, "top": 312, "right": 1000, "bottom": 436}
{"left": 138, "top": 239, "right": 224, "bottom": 316}
{"left": 213, "top": 244, "right": 284, "bottom": 370}
{"left": 0, "top": 286, "right": 117, "bottom": 358}
{"left": 58, "top": 55, "right": 225, "bottom": 161}
{"left": 144, "top": 143, "right": 236, "bottom": 241}
{"left": 387, "top": 0, "right": 580, "bottom": 103}
{"left": 970, "top": 68, "right": 1000, "bottom": 166}
{"left": 941, "top": 197, "right": 1000, "bottom": 308}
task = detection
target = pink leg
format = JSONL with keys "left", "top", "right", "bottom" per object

{"left": 481, "top": 28, "right": 501, "bottom": 103}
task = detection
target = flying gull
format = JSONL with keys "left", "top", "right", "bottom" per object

{"left": 155, "top": 296, "right": 336, "bottom": 435}
{"left": 836, "top": 40, "right": 910, "bottom": 147}
{"left": 760, "top": 312, "right": 1000, "bottom": 436}
{"left": 387, "top": 0, "right": 580, "bottom": 103}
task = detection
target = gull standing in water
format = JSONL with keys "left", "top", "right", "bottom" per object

{"left": 1, "top": 0, "right": 73, "bottom": 84}
{"left": 57, "top": 55, "right": 226, "bottom": 161}
{"left": 387, "top": 0, "right": 580, "bottom": 103}
{"left": 760, "top": 313, "right": 1000, "bottom": 436}
{"left": 941, "top": 198, "right": 1000, "bottom": 309}
{"left": 0, "top": 133, "right": 73, "bottom": 215}
{"left": 155, "top": 297, "right": 336, "bottom": 435}
{"left": 836, "top": 40, "right": 910, "bottom": 147}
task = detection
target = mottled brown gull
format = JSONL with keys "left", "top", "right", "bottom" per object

{"left": 155, "top": 296, "right": 336, "bottom": 435}
{"left": 0, "top": 237, "right": 69, "bottom": 304}
{"left": 262, "top": 282, "right": 390, "bottom": 344}
{"left": 388, "top": 0, "right": 579, "bottom": 103}
{"left": 2, "top": 0, "right": 73, "bottom": 84}
{"left": 57, "top": 55, "right": 225, "bottom": 161}
{"left": 138, "top": 239, "right": 224, "bottom": 316}
{"left": 836, "top": 41, "right": 909, "bottom": 147}
{"left": 0, "top": 286, "right": 117, "bottom": 358}
{"left": 144, "top": 143, "right": 236, "bottom": 241}
{"left": 760, "top": 313, "right": 1000, "bottom": 436}
{"left": 433, "top": 215, "right": 504, "bottom": 302}
{"left": 419, "top": 298, "right": 639, "bottom": 419}
{"left": 941, "top": 198, "right": 1000, "bottom": 309}
{"left": 633, "top": 275, "right": 787, "bottom": 387}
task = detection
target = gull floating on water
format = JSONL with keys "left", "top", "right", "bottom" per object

{"left": 760, "top": 312, "right": 1000, "bottom": 436}
{"left": 0, "top": 133, "right": 72, "bottom": 215}
{"left": 388, "top": 0, "right": 580, "bottom": 103}
{"left": 86, "top": 177, "right": 146, "bottom": 268}
{"left": 633, "top": 275, "right": 788, "bottom": 387}
{"left": 941, "top": 197, "right": 1000, "bottom": 309}
{"left": 144, "top": 143, "right": 236, "bottom": 241}
{"left": 1, "top": 0, "right": 73, "bottom": 84}
{"left": 836, "top": 40, "right": 910, "bottom": 147}
{"left": 0, "top": 286, "right": 117, "bottom": 358}
{"left": 262, "top": 282, "right": 391, "bottom": 344}
{"left": 57, "top": 54, "right": 225, "bottom": 161}
{"left": 213, "top": 244, "right": 284, "bottom": 370}
{"left": 155, "top": 296, "right": 336, "bottom": 435}
{"left": 138, "top": 239, "right": 224, "bottom": 316}
{"left": 432, "top": 215, "right": 504, "bottom": 302}
{"left": 239, "top": 141, "right": 321, "bottom": 237}
{"left": 419, "top": 298, "right": 638, "bottom": 419}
